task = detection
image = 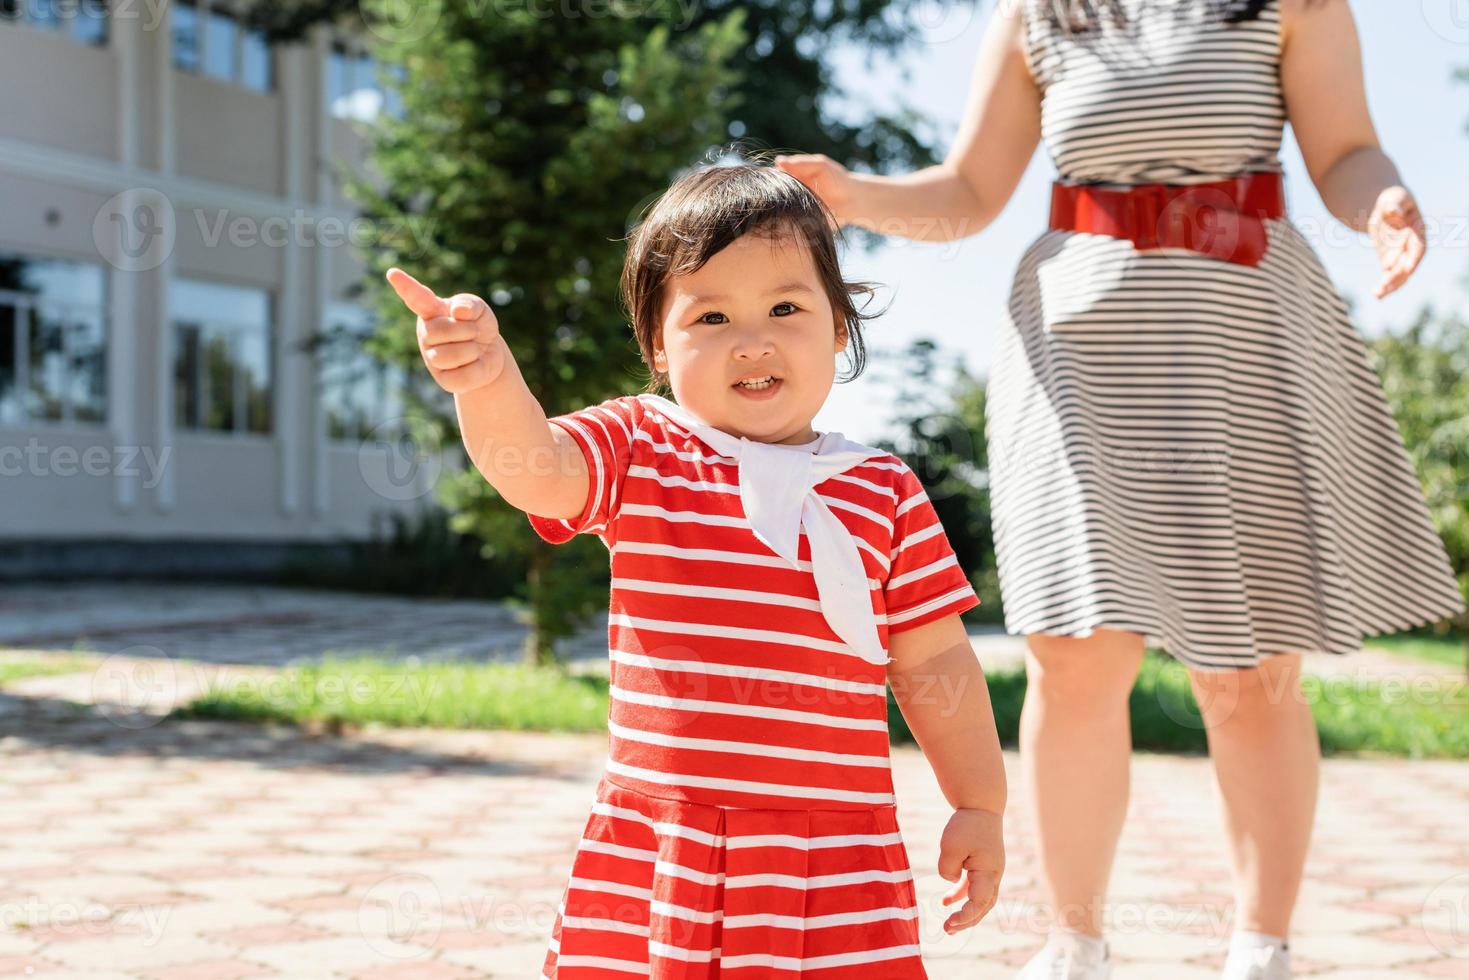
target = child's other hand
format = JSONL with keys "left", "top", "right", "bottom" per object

{"left": 386, "top": 267, "right": 507, "bottom": 394}
{"left": 937, "top": 806, "right": 1005, "bottom": 934}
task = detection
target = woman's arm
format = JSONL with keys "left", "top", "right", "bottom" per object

{"left": 1280, "top": 0, "right": 1426, "bottom": 297}
{"left": 776, "top": 3, "right": 1041, "bottom": 243}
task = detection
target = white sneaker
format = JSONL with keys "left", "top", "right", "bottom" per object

{"left": 1016, "top": 929, "right": 1112, "bottom": 980}
{"left": 1220, "top": 940, "right": 1292, "bottom": 979}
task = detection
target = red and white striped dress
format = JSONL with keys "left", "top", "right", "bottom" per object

{"left": 527, "top": 393, "right": 981, "bottom": 978}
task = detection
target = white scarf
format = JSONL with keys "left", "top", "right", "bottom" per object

{"left": 640, "top": 394, "right": 890, "bottom": 666}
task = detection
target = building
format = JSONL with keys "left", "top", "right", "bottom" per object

{"left": 0, "top": 1, "right": 450, "bottom": 577}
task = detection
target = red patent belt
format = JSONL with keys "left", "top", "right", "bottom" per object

{"left": 1049, "top": 171, "right": 1285, "bottom": 266}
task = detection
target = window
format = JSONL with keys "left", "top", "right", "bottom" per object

{"left": 241, "top": 27, "right": 270, "bottom": 90}
{"left": 171, "top": 1, "right": 200, "bottom": 71}
{"left": 326, "top": 40, "right": 405, "bottom": 122}
{"left": 0, "top": 0, "right": 109, "bottom": 46}
{"left": 318, "top": 303, "right": 411, "bottom": 441}
{"left": 0, "top": 254, "right": 108, "bottom": 427}
{"left": 171, "top": 278, "right": 272, "bottom": 435}
{"left": 172, "top": 1, "right": 272, "bottom": 92}
{"left": 203, "top": 7, "right": 237, "bottom": 81}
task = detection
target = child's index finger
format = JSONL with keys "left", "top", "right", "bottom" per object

{"left": 385, "top": 267, "right": 448, "bottom": 319}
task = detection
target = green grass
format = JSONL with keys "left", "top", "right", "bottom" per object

{"left": 1120, "top": 652, "right": 1469, "bottom": 758}
{"left": 176, "top": 651, "right": 1469, "bottom": 759}
{"left": 0, "top": 653, "right": 97, "bottom": 687}
{"left": 171, "top": 656, "right": 610, "bottom": 731}
{"left": 1362, "top": 630, "right": 1468, "bottom": 670}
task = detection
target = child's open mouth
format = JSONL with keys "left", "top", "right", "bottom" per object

{"left": 732, "top": 375, "right": 782, "bottom": 399}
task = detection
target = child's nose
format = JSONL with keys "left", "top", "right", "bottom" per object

{"left": 731, "top": 326, "right": 776, "bottom": 360}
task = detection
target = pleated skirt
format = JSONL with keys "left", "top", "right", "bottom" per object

{"left": 541, "top": 773, "right": 928, "bottom": 978}
{"left": 985, "top": 219, "right": 1466, "bottom": 670}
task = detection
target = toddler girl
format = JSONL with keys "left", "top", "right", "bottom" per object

{"left": 386, "top": 162, "right": 1006, "bottom": 978}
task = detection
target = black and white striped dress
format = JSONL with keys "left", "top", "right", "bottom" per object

{"left": 985, "top": 0, "right": 1465, "bottom": 669}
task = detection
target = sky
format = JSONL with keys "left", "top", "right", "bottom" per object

{"left": 810, "top": 0, "right": 1469, "bottom": 443}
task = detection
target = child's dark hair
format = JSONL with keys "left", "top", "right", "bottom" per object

{"left": 620, "top": 161, "right": 882, "bottom": 393}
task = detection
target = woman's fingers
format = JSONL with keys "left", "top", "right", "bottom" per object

{"left": 385, "top": 267, "right": 447, "bottom": 319}
{"left": 1370, "top": 190, "right": 1426, "bottom": 299}
{"left": 1374, "top": 223, "right": 1425, "bottom": 299}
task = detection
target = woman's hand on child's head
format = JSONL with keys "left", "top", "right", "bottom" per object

{"left": 773, "top": 153, "right": 853, "bottom": 229}
{"left": 937, "top": 806, "right": 1005, "bottom": 934}
{"left": 386, "top": 267, "right": 507, "bottom": 394}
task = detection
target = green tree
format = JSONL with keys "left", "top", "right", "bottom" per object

{"left": 1370, "top": 308, "right": 1469, "bottom": 672}
{"left": 341, "top": 3, "right": 745, "bottom": 664}
{"left": 872, "top": 338, "right": 1002, "bottom": 622}
{"left": 243, "top": 0, "right": 963, "bottom": 173}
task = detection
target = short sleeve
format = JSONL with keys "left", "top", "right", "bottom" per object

{"left": 883, "top": 462, "right": 981, "bottom": 633}
{"left": 526, "top": 395, "right": 646, "bottom": 545}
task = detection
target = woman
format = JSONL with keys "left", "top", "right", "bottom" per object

{"left": 776, "top": 1, "right": 1465, "bottom": 978}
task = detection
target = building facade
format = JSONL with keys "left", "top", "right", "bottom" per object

{"left": 0, "top": 1, "right": 448, "bottom": 570}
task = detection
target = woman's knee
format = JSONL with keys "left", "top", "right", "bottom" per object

{"left": 1025, "top": 627, "right": 1145, "bottom": 707}
{"left": 1188, "top": 652, "right": 1310, "bottom": 726}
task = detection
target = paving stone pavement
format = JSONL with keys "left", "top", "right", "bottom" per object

{"left": 3, "top": 690, "right": 1469, "bottom": 979}
{"left": 3, "top": 582, "right": 1468, "bottom": 978}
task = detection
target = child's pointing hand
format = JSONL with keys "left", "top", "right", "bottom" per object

{"left": 937, "top": 806, "right": 1005, "bottom": 934}
{"left": 386, "top": 267, "right": 507, "bottom": 394}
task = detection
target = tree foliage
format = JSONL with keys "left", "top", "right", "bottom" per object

{"left": 1370, "top": 308, "right": 1469, "bottom": 671}
{"left": 338, "top": 2, "right": 745, "bottom": 663}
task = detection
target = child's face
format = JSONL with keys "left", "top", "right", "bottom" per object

{"left": 653, "top": 230, "right": 847, "bottom": 446}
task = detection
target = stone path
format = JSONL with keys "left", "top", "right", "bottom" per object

{"left": 3, "top": 702, "right": 1468, "bottom": 979}
{"left": 2, "top": 582, "right": 1467, "bottom": 978}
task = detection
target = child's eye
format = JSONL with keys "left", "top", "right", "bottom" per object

{"left": 697, "top": 311, "right": 727, "bottom": 325}
{"left": 772, "top": 302, "right": 798, "bottom": 316}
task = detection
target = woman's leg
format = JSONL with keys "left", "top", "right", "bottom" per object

{"left": 1187, "top": 653, "right": 1320, "bottom": 938}
{"left": 1021, "top": 627, "right": 1146, "bottom": 938}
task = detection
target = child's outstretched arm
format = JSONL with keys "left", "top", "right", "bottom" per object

{"left": 385, "top": 267, "right": 588, "bottom": 520}
{"left": 888, "top": 612, "right": 1007, "bottom": 935}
